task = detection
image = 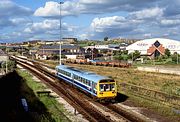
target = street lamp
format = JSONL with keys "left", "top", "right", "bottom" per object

{"left": 59, "top": 1, "right": 64, "bottom": 65}
{"left": 5, "top": 43, "right": 8, "bottom": 74}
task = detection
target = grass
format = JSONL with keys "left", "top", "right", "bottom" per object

{"left": 17, "top": 69, "right": 71, "bottom": 122}
{"left": 124, "top": 93, "right": 180, "bottom": 122}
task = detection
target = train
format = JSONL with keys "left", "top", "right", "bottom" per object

{"left": 55, "top": 65, "right": 117, "bottom": 100}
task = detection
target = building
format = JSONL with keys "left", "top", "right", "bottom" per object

{"left": 62, "top": 38, "right": 77, "bottom": 44}
{"left": 84, "top": 44, "right": 122, "bottom": 52}
{"left": 36, "top": 44, "right": 85, "bottom": 60}
{"left": 126, "top": 38, "right": 180, "bottom": 57}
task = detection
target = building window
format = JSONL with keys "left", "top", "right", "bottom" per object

{"left": 154, "top": 41, "right": 160, "bottom": 48}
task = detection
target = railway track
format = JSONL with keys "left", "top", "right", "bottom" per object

{"left": 16, "top": 60, "right": 113, "bottom": 122}
{"left": 12, "top": 56, "right": 150, "bottom": 122}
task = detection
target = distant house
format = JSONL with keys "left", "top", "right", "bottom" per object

{"left": 84, "top": 44, "right": 122, "bottom": 52}
{"left": 36, "top": 44, "right": 85, "bottom": 60}
{"left": 62, "top": 38, "right": 77, "bottom": 44}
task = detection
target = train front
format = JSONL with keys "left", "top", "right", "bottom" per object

{"left": 97, "top": 79, "right": 117, "bottom": 100}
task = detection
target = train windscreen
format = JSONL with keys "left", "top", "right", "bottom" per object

{"left": 100, "top": 84, "right": 115, "bottom": 92}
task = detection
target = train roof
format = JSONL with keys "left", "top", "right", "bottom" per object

{"left": 56, "top": 65, "right": 111, "bottom": 83}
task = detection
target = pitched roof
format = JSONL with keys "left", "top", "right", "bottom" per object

{"left": 40, "top": 44, "right": 80, "bottom": 50}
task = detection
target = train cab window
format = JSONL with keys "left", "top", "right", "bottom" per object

{"left": 100, "top": 84, "right": 112, "bottom": 92}
{"left": 110, "top": 84, "right": 115, "bottom": 91}
{"left": 100, "top": 84, "right": 104, "bottom": 91}
{"left": 106, "top": 84, "right": 110, "bottom": 91}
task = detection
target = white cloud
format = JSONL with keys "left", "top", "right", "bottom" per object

{"left": 160, "top": 19, "right": 180, "bottom": 26}
{"left": 23, "top": 19, "right": 77, "bottom": 40}
{"left": 34, "top": 1, "right": 60, "bottom": 17}
{"left": 34, "top": 1, "right": 79, "bottom": 17}
{"left": 11, "top": 18, "right": 31, "bottom": 25}
{"left": 90, "top": 16, "right": 141, "bottom": 34}
{"left": 24, "top": 19, "right": 59, "bottom": 34}
{"left": 0, "top": 0, "right": 32, "bottom": 17}
{"left": 34, "top": 0, "right": 160, "bottom": 18}
{"left": 0, "top": 0, "right": 32, "bottom": 28}
{"left": 90, "top": 16, "right": 127, "bottom": 32}
{"left": 130, "top": 7, "right": 164, "bottom": 19}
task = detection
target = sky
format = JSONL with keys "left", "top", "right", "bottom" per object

{"left": 0, "top": 0, "right": 180, "bottom": 42}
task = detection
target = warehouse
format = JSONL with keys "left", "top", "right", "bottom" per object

{"left": 126, "top": 38, "right": 180, "bottom": 57}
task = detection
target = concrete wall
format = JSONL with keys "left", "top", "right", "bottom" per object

{"left": 0, "top": 56, "right": 8, "bottom": 62}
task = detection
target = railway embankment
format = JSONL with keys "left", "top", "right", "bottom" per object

{"left": 0, "top": 71, "right": 54, "bottom": 122}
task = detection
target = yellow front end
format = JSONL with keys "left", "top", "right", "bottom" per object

{"left": 97, "top": 81, "right": 117, "bottom": 99}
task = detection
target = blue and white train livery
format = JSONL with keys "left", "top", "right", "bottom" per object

{"left": 55, "top": 65, "right": 117, "bottom": 99}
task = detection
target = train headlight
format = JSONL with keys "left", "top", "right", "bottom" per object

{"left": 112, "top": 91, "right": 116, "bottom": 93}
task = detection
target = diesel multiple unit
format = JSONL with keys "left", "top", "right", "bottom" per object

{"left": 55, "top": 65, "right": 117, "bottom": 100}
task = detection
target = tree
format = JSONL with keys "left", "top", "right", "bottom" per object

{"left": 104, "top": 36, "right": 108, "bottom": 41}
{"left": 113, "top": 50, "right": 129, "bottom": 61}
{"left": 171, "top": 53, "right": 179, "bottom": 63}
{"left": 128, "top": 50, "right": 141, "bottom": 61}
{"left": 1, "top": 60, "right": 16, "bottom": 73}
{"left": 164, "top": 48, "right": 171, "bottom": 57}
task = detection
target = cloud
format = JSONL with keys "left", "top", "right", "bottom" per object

{"left": 81, "top": 16, "right": 142, "bottom": 39}
{"left": 23, "top": 19, "right": 77, "bottom": 40}
{"left": 0, "top": 0, "right": 32, "bottom": 17}
{"left": 160, "top": 19, "right": 180, "bottom": 26}
{"left": 34, "top": 0, "right": 159, "bottom": 18}
{"left": 0, "top": 0, "right": 32, "bottom": 28}
{"left": 130, "top": 7, "right": 164, "bottom": 20}
{"left": 163, "top": 0, "right": 180, "bottom": 17}
{"left": 1, "top": 0, "right": 180, "bottom": 42}
{"left": 34, "top": 1, "right": 79, "bottom": 17}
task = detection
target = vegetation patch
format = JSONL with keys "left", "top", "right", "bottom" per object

{"left": 17, "top": 69, "right": 71, "bottom": 122}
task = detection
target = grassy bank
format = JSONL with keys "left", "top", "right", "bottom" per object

{"left": 17, "top": 69, "right": 71, "bottom": 122}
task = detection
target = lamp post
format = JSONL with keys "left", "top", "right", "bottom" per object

{"left": 5, "top": 43, "right": 8, "bottom": 74}
{"left": 59, "top": 1, "right": 64, "bottom": 65}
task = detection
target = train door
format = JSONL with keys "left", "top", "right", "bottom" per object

{"left": 91, "top": 82, "right": 97, "bottom": 94}
{"left": 72, "top": 74, "right": 75, "bottom": 86}
{"left": 91, "top": 82, "right": 94, "bottom": 93}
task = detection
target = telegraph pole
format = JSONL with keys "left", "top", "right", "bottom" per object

{"left": 59, "top": 1, "right": 64, "bottom": 65}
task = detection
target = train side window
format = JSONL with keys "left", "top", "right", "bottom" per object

{"left": 78, "top": 76, "right": 80, "bottom": 81}
{"left": 88, "top": 80, "right": 91, "bottom": 86}
{"left": 86, "top": 79, "right": 88, "bottom": 85}
{"left": 74, "top": 75, "right": 78, "bottom": 80}
{"left": 80, "top": 77, "right": 82, "bottom": 82}
{"left": 94, "top": 83, "right": 97, "bottom": 90}
{"left": 84, "top": 79, "right": 86, "bottom": 84}
{"left": 82, "top": 78, "right": 85, "bottom": 84}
